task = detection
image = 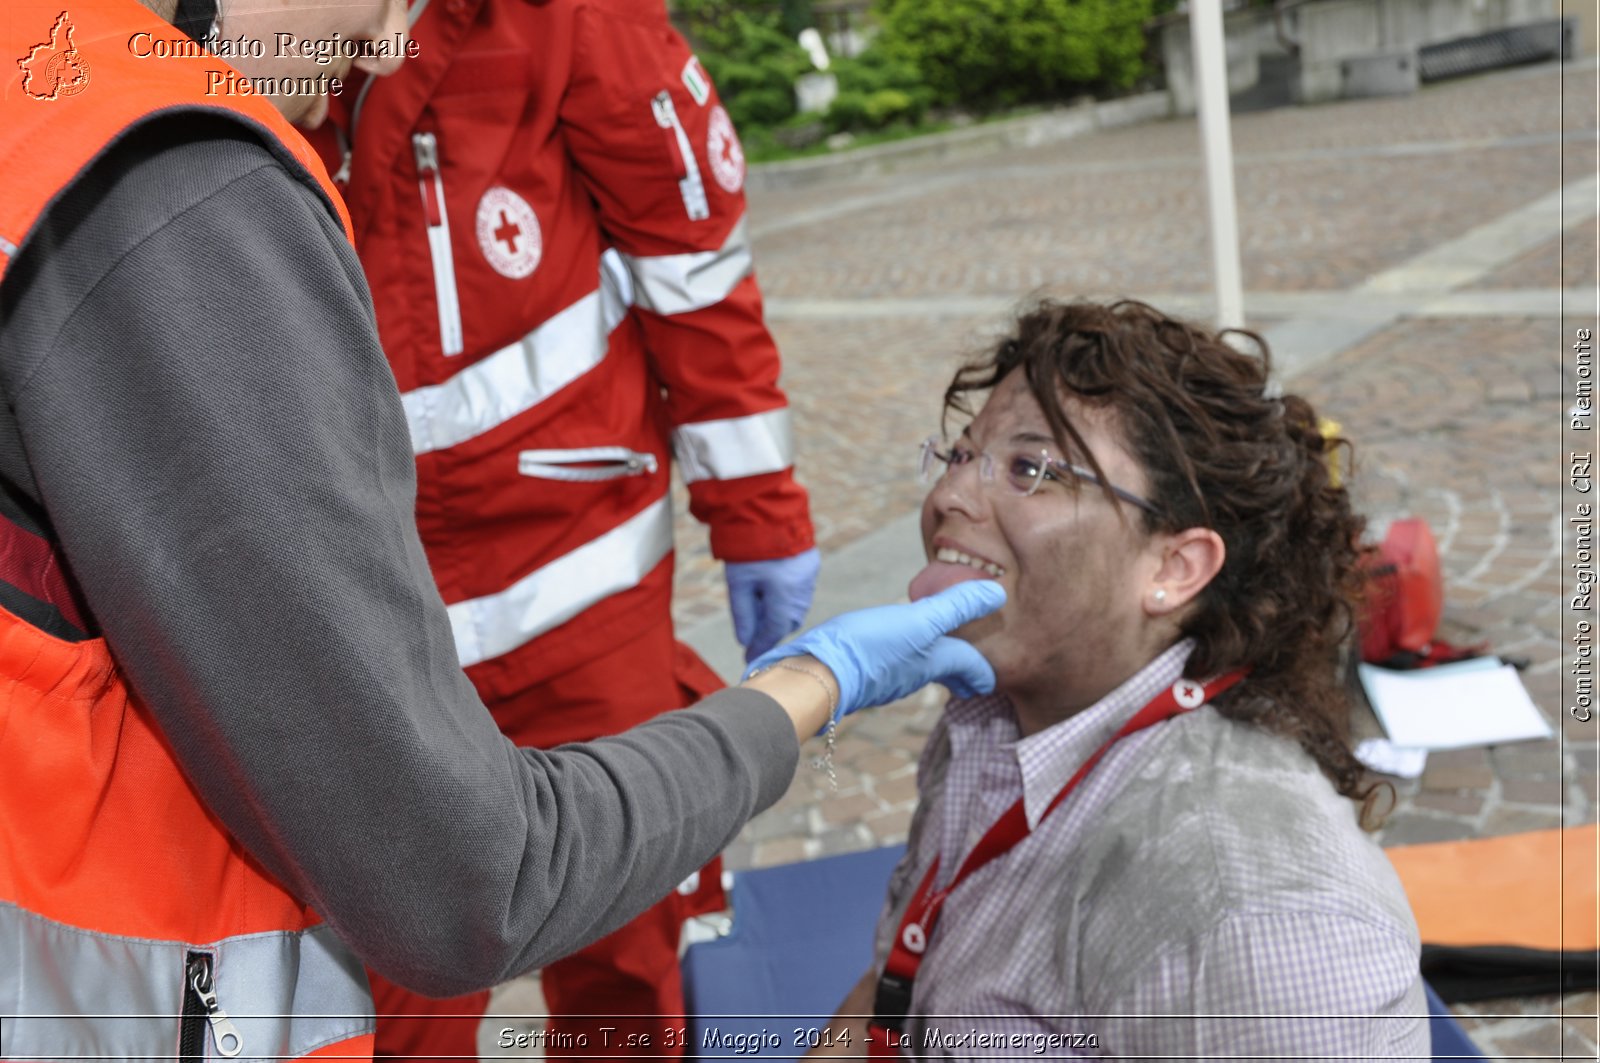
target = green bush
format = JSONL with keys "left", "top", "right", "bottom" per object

{"left": 777, "top": 0, "right": 817, "bottom": 37}
{"left": 825, "top": 87, "right": 924, "bottom": 133}
{"left": 863, "top": 88, "right": 919, "bottom": 127}
{"left": 832, "top": 46, "right": 925, "bottom": 97}
{"left": 875, "top": 0, "right": 1155, "bottom": 110}
{"left": 676, "top": 2, "right": 812, "bottom": 131}
{"left": 824, "top": 90, "right": 870, "bottom": 133}
{"left": 823, "top": 46, "right": 934, "bottom": 133}
{"left": 677, "top": 0, "right": 1158, "bottom": 151}
{"left": 723, "top": 81, "right": 796, "bottom": 127}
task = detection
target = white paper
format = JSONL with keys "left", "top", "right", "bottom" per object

{"left": 1358, "top": 660, "right": 1553, "bottom": 751}
{"left": 1354, "top": 737, "right": 1429, "bottom": 778}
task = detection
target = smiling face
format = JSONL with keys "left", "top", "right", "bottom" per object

{"left": 911, "top": 371, "right": 1176, "bottom": 728}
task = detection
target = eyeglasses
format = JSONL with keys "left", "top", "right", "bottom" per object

{"left": 919, "top": 436, "right": 1159, "bottom": 514}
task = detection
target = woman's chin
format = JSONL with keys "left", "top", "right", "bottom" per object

{"left": 949, "top": 609, "right": 1007, "bottom": 661}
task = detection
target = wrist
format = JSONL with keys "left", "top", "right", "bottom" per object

{"left": 744, "top": 655, "right": 844, "bottom": 791}
{"left": 742, "top": 655, "right": 840, "bottom": 739}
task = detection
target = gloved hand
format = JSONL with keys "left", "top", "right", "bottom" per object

{"left": 745, "top": 580, "right": 1005, "bottom": 717}
{"left": 725, "top": 547, "right": 822, "bottom": 663}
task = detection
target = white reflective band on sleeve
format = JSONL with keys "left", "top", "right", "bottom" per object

{"left": 621, "top": 215, "right": 753, "bottom": 317}
{"left": 0, "top": 901, "right": 373, "bottom": 1061}
{"left": 672, "top": 407, "right": 795, "bottom": 484}
{"left": 403, "top": 252, "right": 631, "bottom": 454}
{"left": 448, "top": 495, "right": 674, "bottom": 667}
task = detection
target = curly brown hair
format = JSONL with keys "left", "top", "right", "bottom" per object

{"left": 943, "top": 299, "right": 1390, "bottom": 828}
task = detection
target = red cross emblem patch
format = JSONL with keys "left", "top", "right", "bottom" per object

{"left": 475, "top": 187, "right": 541, "bottom": 279}
{"left": 706, "top": 105, "right": 745, "bottom": 194}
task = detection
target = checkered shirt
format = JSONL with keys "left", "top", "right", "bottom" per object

{"left": 870, "top": 639, "right": 1428, "bottom": 1060}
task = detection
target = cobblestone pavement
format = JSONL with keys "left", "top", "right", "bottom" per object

{"left": 490, "top": 59, "right": 1600, "bottom": 1059}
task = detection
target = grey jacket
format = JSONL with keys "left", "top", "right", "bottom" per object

{"left": 0, "top": 114, "right": 796, "bottom": 997}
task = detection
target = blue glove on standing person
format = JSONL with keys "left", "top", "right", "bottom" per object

{"left": 745, "top": 580, "right": 1005, "bottom": 718}
{"left": 725, "top": 547, "right": 822, "bottom": 662}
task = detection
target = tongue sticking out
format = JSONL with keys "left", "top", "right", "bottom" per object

{"left": 909, "top": 561, "right": 993, "bottom": 602}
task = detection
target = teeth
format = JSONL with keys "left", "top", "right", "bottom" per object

{"left": 936, "top": 546, "right": 1005, "bottom": 578}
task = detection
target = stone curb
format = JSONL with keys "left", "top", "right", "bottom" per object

{"left": 746, "top": 91, "right": 1173, "bottom": 193}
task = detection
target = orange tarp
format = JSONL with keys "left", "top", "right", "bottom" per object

{"left": 1386, "top": 826, "right": 1600, "bottom": 951}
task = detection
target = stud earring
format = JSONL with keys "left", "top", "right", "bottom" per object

{"left": 1153, "top": 588, "right": 1168, "bottom": 604}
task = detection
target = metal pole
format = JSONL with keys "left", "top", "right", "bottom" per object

{"left": 1188, "top": 0, "right": 1246, "bottom": 330}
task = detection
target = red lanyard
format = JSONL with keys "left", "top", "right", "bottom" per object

{"left": 867, "top": 669, "right": 1246, "bottom": 1055}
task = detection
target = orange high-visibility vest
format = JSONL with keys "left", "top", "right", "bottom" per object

{"left": 0, "top": 2, "right": 371, "bottom": 1059}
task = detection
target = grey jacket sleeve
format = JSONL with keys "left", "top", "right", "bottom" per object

{"left": 0, "top": 116, "right": 797, "bottom": 997}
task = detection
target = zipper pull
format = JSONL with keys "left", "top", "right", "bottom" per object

{"left": 412, "top": 131, "right": 444, "bottom": 227}
{"left": 413, "top": 129, "right": 441, "bottom": 174}
{"left": 651, "top": 92, "right": 688, "bottom": 179}
{"left": 186, "top": 957, "right": 244, "bottom": 1058}
{"left": 650, "top": 90, "right": 675, "bottom": 128}
{"left": 650, "top": 91, "right": 709, "bottom": 220}
{"left": 410, "top": 126, "right": 465, "bottom": 356}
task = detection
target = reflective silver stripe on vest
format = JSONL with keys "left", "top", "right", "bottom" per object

{"left": 0, "top": 901, "right": 373, "bottom": 1062}
{"left": 448, "top": 495, "right": 673, "bottom": 667}
{"left": 621, "top": 215, "right": 753, "bottom": 317}
{"left": 673, "top": 407, "right": 794, "bottom": 484}
{"left": 403, "top": 251, "right": 632, "bottom": 455}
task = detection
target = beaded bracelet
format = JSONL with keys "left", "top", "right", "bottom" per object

{"left": 755, "top": 660, "right": 842, "bottom": 791}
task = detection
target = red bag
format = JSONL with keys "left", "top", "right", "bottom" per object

{"left": 1359, "top": 518, "right": 1446, "bottom": 666}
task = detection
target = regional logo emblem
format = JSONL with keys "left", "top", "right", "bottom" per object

{"left": 475, "top": 187, "right": 541, "bottom": 279}
{"left": 18, "top": 12, "right": 91, "bottom": 102}
{"left": 706, "top": 105, "right": 745, "bottom": 194}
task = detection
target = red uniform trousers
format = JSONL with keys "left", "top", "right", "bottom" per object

{"left": 369, "top": 616, "right": 725, "bottom": 1061}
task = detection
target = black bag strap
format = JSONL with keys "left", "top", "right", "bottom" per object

{"left": 1422, "top": 944, "right": 1600, "bottom": 1003}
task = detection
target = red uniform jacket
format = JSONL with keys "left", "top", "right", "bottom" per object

{"left": 326, "top": 0, "right": 813, "bottom": 701}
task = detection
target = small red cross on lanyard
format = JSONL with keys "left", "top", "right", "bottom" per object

{"left": 866, "top": 668, "right": 1248, "bottom": 1057}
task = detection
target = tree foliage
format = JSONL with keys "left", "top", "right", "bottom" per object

{"left": 675, "top": 0, "right": 1158, "bottom": 140}
{"left": 875, "top": 0, "right": 1155, "bottom": 109}
{"left": 676, "top": 0, "right": 813, "bottom": 129}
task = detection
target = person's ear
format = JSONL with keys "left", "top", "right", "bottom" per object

{"left": 1144, "top": 528, "right": 1225, "bottom": 617}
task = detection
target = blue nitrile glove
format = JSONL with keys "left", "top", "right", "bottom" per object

{"left": 744, "top": 580, "right": 1005, "bottom": 717}
{"left": 725, "top": 547, "right": 822, "bottom": 663}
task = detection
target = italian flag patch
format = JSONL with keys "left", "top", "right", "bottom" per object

{"left": 682, "top": 56, "right": 711, "bottom": 106}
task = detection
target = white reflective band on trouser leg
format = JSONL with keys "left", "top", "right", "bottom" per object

{"left": 0, "top": 900, "right": 373, "bottom": 1061}
{"left": 673, "top": 407, "right": 794, "bottom": 484}
{"left": 448, "top": 495, "right": 674, "bottom": 668}
{"left": 620, "top": 215, "right": 753, "bottom": 317}
{"left": 403, "top": 250, "right": 632, "bottom": 455}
